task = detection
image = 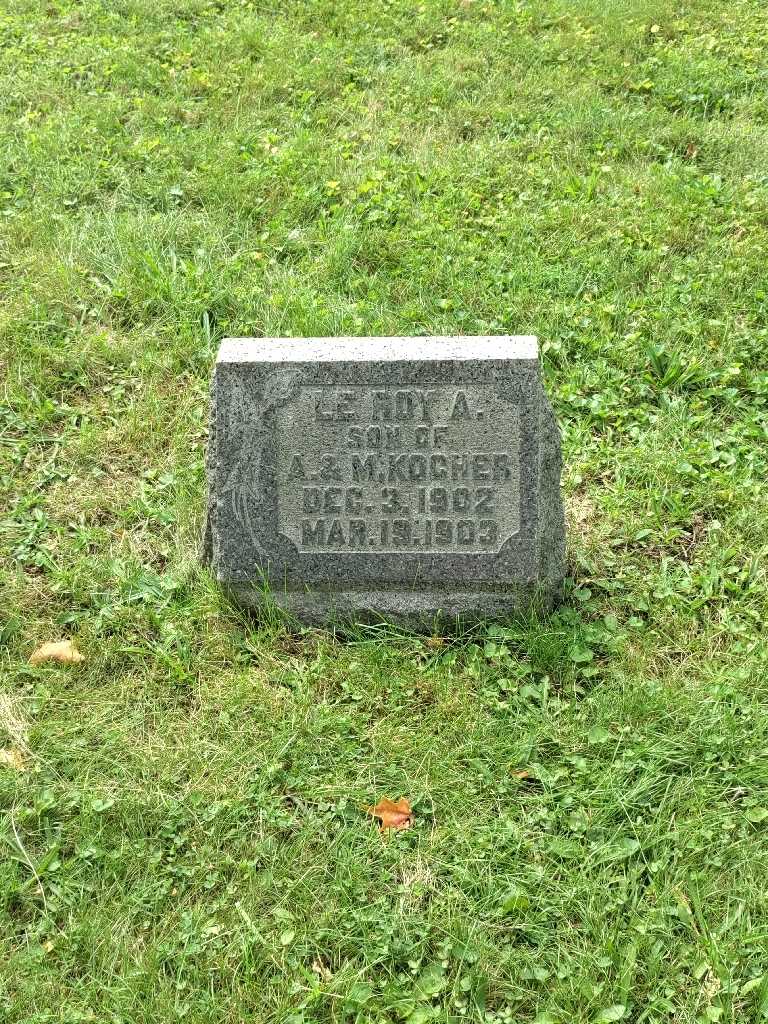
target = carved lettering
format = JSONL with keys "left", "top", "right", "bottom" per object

{"left": 450, "top": 391, "right": 472, "bottom": 420}
{"left": 351, "top": 454, "right": 377, "bottom": 482}
{"left": 302, "top": 520, "right": 325, "bottom": 546}
{"left": 276, "top": 386, "right": 520, "bottom": 552}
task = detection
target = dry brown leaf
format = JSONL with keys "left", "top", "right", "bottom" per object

{"left": 368, "top": 796, "right": 413, "bottom": 831}
{"left": 425, "top": 635, "right": 446, "bottom": 649}
{"left": 0, "top": 747, "right": 26, "bottom": 772}
{"left": 311, "top": 957, "right": 332, "bottom": 981}
{"left": 512, "top": 769, "right": 531, "bottom": 779}
{"left": 29, "top": 640, "right": 84, "bottom": 666}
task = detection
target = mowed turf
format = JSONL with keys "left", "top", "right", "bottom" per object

{"left": 1, "top": 0, "right": 768, "bottom": 1021}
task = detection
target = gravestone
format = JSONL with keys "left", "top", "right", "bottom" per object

{"left": 203, "top": 336, "right": 564, "bottom": 626}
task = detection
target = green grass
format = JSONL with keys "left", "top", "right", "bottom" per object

{"left": 2, "top": 0, "right": 768, "bottom": 1021}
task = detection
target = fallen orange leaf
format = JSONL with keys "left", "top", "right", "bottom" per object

{"left": 368, "top": 796, "right": 412, "bottom": 831}
{"left": 29, "top": 640, "right": 84, "bottom": 666}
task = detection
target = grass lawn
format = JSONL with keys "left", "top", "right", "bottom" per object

{"left": 2, "top": 0, "right": 768, "bottom": 1020}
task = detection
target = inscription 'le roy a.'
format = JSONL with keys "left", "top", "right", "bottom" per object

{"left": 274, "top": 385, "right": 521, "bottom": 554}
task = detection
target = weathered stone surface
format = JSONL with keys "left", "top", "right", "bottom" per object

{"left": 203, "top": 336, "right": 565, "bottom": 627}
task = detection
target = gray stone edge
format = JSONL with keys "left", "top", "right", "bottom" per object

{"left": 225, "top": 581, "right": 562, "bottom": 628}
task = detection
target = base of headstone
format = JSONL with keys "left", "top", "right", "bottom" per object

{"left": 203, "top": 336, "right": 565, "bottom": 628}
{"left": 222, "top": 583, "right": 561, "bottom": 629}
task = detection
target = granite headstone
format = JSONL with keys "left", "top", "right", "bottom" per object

{"left": 203, "top": 336, "right": 564, "bottom": 626}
